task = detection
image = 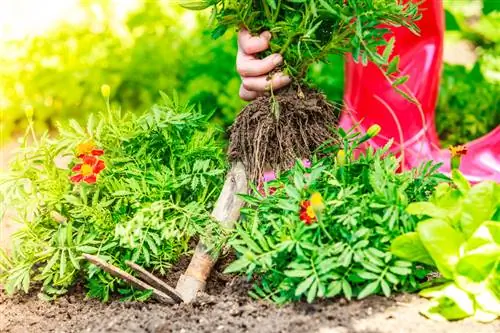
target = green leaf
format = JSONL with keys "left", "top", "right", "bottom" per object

{"left": 483, "top": 0, "right": 500, "bottom": 15}
{"left": 451, "top": 170, "right": 471, "bottom": 194}
{"left": 380, "top": 279, "right": 391, "bottom": 297}
{"left": 382, "top": 37, "right": 395, "bottom": 62}
{"left": 342, "top": 280, "right": 352, "bottom": 300}
{"left": 406, "top": 202, "right": 449, "bottom": 219}
{"left": 460, "top": 181, "right": 500, "bottom": 238}
{"left": 444, "top": 9, "right": 460, "bottom": 31}
{"left": 326, "top": 280, "right": 342, "bottom": 297}
{"left": 224, "top": 257, "right": 250, "bottom": 274}
{"left": 421, "top": 284, "right": 475, "bottom": 321}
{"left": 386, "top": 56, "right": 400, "bottom": 76}
{"left": 357, "top": 271, "right": 378, "bottom": 280}
{"left": 307, "top": 280, "right": 318, "bottom": 303}
{"left": 391, "top": 232, "right": 435, "bottom": 266}
{"left": 284, "top": 270, "right": 312, "bottom": 278}
{"left": 295, "top": 275, "right": 315, "bottom": 297}
{"left": 417, "top": 219, "right": 465, "bottom": 279}
{"left": 392, "top": 76, "right": 409, "bottom": 87}
{"left": 358, "top": 280, "right": 379, "bottom": 299}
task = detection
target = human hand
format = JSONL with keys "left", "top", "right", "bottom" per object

{"left": 237, "top": 29, "right": 292, "bottom": 101}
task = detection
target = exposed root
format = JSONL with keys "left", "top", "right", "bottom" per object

{"left": 228, "top": 85, "right": 340, "bottom": 181}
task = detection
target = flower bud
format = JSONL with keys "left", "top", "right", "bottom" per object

{"left": 101, "top": 84, "right": 111, "bottom": 98}
{"left": 176, "top": 0, "right": 216, "bottom": 10}
{"left": 367, "top": 124, "right": 381, "bottom": 138}
{"left": 448, "top": 145, "right": 467, "bottom": 170}
{"left": 336, "top": 149, "right": 346, "bottom": 166}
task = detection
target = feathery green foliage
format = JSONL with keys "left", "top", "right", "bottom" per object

{"left": 180, "top": 0, "right": 421, "bottom": 87}
{"left": 0, "top": 92, "right": 226, "bottom": 301}
{"left": 224, "top": 128, "right": 447, "bottom": 304}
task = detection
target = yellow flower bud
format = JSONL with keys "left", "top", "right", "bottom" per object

{"left": 367, "top": 124, "right": 381, "bottom": 138}
{"left": 336, "top": 149, "right": 346, "bottom": 166}
{"left": 101, "top": 84, "right": 111, "bottom": 98}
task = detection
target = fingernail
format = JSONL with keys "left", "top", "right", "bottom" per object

{"left": 278, "top": 73, "right": 291, "bottom": 84}
{"left": 272, "top": 54, "right": 283, "bottom": 66}
{"left": 261, "top": 31, "right": 272, "bottom": 41}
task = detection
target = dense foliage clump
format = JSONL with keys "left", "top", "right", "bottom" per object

{"left": 225, "top": 128, "right": 446, "bottom": 303}
{"left": 182, "top": 0, "right": 420, "bottom": 84}
{"left": 0, "top": 92, "right": 226, "bottom": 301}
{"left": 436, "top": 63, "right": 500, "bottom": 146}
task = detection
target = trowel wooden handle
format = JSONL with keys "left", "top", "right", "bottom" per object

{"left": 175, "top": 162, "right": 247, "bottom": 302}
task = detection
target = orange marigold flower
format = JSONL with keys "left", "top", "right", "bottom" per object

{"left": 299, "top": 200, "right": 316, "bottom": 225}
{"left": 76, "top": 140, "right": 104, "bottom": 158}
{"left": 448, "top": 145, "right": 468, "bottom": 158}
{"left": 70, "top": 155, "right": 106, "bottom": 184}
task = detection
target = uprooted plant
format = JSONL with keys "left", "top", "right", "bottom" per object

{"left": 179, "top": 0, "right": 422, "bottom": 180}
{"left": 224, "top": 127, "right": 447, "bottom": 303}
{"left": 0, "top": 91, "right": 227, "bottom": 301}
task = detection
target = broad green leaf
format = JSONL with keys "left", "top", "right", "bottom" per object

{"left": 391, "top": 232, "right": 434, "bottom": 266}
{"left": 464, "top": 221, "right": 500, "bottom": 252}
{"left": 460, "top": 181, "right": 500, "bottom": 238}
{"left": 406, "top": 202, "right": 449, "bottom": 219}
{"left": 455, "top": 249, "right": 500, "bottom": 294}
{"left": 451, "top": 170, "right": 471, "bottom": 194}
{"left": 417, "top": 219, "right": 464, "bottom": 279}
{"left": 420, "top": 284, "right": 475, "bottom": 321}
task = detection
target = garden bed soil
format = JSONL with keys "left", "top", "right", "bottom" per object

{"left": 1, "top": 254, "right": 498, "bottom": 333}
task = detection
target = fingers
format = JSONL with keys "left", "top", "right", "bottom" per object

{"left": 239, "top": 85, "right": 260, "bottom": 101}
{"left": 242, "top": 73, "right": 292, "bottom": 93}
{"left": 237, "top": 53, "right": 283, "bottom": 77}
{"left": 237, "top": 28, "right": 292, "bottom": 101}
{"left": 238, "top": 29, "right": 271, "bottom": 55}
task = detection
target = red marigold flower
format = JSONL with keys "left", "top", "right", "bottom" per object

{"left": 70, "top": 155, "right": 106, "bottom": 184}
{"left": 299, "top": 200, "right": 316, "bottom": 225}
{"left": 448, "top": 145, "right": 468, "bottom": 158}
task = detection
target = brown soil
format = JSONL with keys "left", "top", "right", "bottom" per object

{"left": 228, "top": 86, "right": 339, "bottom": 181}
{"left": 1, "top": 253, "right": 498, "bottom": 333}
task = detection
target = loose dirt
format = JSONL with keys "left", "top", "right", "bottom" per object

{"left": 1, "top": 254, "right": 498, "bottom": 333}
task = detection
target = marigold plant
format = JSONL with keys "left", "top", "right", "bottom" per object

{"left": 225, "top": 127, "right": 447, "bottom": 303}
{"left": 0, "top": 92, "right": 226, "bottom": 301}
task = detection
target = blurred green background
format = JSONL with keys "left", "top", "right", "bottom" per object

{"left": 0, "top": 0, "right": 498, "bottom": 148}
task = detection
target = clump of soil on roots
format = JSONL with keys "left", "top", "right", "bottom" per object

{"left": 229, "top": 86, "right": 339, "bottom": 180}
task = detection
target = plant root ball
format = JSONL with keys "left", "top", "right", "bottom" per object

{"left": 228, "top": 86, "right": 340, "bottom": 181}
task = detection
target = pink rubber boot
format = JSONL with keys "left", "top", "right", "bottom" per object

{"left": 341, "top": 0, "right": 500, "bottom": 182}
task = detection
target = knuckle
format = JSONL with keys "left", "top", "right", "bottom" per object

{"left": 241, "top": 78, "right": 252, "bottom": 90}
